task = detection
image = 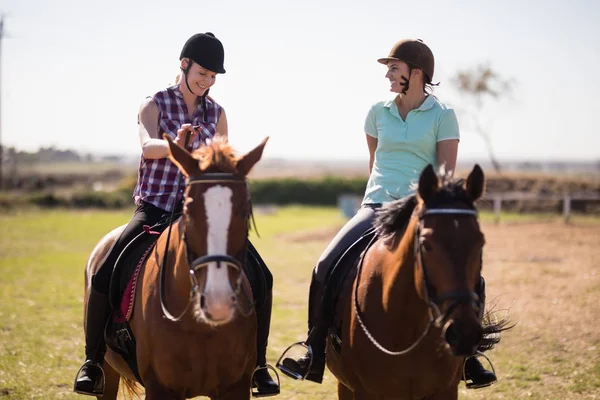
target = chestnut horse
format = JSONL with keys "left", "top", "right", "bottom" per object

{"left": 326, "top": 165, "right": 506, "bottom": 400}
{"left": 83, "top": 136, "right": 268, "bottom": 399}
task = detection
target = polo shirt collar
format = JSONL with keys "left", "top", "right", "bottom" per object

{"left": 384, "top": 95, "right": 436, "bottom": 115}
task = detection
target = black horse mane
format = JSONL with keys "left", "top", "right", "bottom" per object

{"left": 374, "top": 177, "right": 475, "bottom": 248}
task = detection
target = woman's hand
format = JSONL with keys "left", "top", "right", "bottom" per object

{"left": 173, "top": 123, "right": 199, "bottom": 148}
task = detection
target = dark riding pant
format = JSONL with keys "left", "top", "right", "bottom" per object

{"left": 313, "top": 204, "right": 380, "bottom": 284}
{"left": 92, "top": 201, "right": 170, "bottom": 294}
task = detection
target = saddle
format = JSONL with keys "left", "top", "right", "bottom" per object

{"left": 321, "top": 228, "right": 378, "bottom": 354}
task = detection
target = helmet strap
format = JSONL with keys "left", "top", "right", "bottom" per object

{"left": 183, "top": 61, "right": 201, "bottom": 97}
{"left": 182, "top": 59, "right": 210, "bottom": 124}
{"left": 399, "top": 75, "right": 410, "bottom": 95}
{"left": 399, "top": 66, "right": 418, "bottom": 95}
{"left": 202, "top": 90, "right": 208, "bottom": 123}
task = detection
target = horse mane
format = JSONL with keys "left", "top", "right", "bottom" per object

{"left": 374, "top": 173, "right": 476, "bottom": 248}
{"left": 375, "top": 194, "right": 418, "bottom": 248}
{"left": 192, "top": 138, "right": 238, "bottom": 173}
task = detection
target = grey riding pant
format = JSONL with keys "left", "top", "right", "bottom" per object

{"left": 313, "top": 204, "right": 381, "bottom": 283}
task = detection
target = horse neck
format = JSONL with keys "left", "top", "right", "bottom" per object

{"left": 380, "top": 215, "right": 428, "bottom": 319}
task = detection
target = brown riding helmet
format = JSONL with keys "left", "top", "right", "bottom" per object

{"left": 377, "top": 39, "right": 434, "bottom": 84}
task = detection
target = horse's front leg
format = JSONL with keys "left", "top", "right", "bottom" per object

{"left": 427, "top": 386, "right": 458, "bottom": 400}
{"left": 144, "top": 377, "right": 184, "bottom": 400}
{"left": 214, "top": 374, "right": 252, "bottom": 400}
{"left": 338, "top": 382, "right": 355, "bottom": 400}
{"left": 348, "top": 387, "right": 387, "bottom": 400}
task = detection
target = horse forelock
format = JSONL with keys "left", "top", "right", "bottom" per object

{"left": 192, "top": 139, "right": 237, "bottom": 173}
{"left": 421, "top": 177, "right": 475, "bottom": 211}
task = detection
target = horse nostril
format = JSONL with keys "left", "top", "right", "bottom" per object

{"left": 444, "top": 322, "right": 459, "bottom": 346}
{"left": 200, "top": 294, "right": 206, "bottom": 309}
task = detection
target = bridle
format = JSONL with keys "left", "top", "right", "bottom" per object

{"left": 353, "top": 206, "right": 481, "bottom": 356}
{"left": 159, "top": 172, "right": 254, "bottom": 322}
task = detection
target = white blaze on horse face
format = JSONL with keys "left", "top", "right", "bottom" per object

{"left": 202, "top": 186, "right": 235, "bottom": 322}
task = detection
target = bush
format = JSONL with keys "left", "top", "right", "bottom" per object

{"left": 249, "top": 176, "right": 367, "bottom": 205}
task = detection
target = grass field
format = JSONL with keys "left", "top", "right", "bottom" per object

{"left": 1, "top": 207, "right": 599, "bottom": 399}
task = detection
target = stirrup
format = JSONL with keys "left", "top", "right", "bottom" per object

{"left": 251, "top": 364, "right": 281, "bottom": 398}
{"left": 463, "top": 352, "right": 496, "bottom": 389}
{"left": 276, "top": 341, "right": 313, "bottom": 380}
{"left": 73, "top": 360, "right": 105, "bottom": 395}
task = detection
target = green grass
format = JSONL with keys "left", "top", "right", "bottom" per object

{"left": 1, "top": 207, "right": 599, "bottom": 399}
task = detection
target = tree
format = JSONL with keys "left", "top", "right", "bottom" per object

{"left": 452, "top": 64, "right": 514, "bottom": 172}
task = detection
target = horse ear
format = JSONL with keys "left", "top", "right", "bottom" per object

{"left": 236, "top": 137, "right": 269, "bottom": 176}
{"left": 163, "top": 134, "right": 199, "bottom": 178}
{"left": 465, "top": 164, "right": 485, "bottom": 201}
{"left": 417, "top": 164, "right": 440, "bottom": 203}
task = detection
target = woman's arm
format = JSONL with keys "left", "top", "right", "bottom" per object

{"left": 138, "top": 99, "right": 198, "bottom": 159}
{"left": 437, "top": 139, "right": 459, "bottom": 175}
{"left": 366, "top": 134, "right": 378, "bottom": 174}
{"left": 138, "top": 98, "right": 171, "bottom": 159}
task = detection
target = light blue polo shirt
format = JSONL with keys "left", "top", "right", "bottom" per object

{"left": 362, "top": 95, "right": 459, "bottom": 205}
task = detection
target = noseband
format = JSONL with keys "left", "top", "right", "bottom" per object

{"left": 160, "top": 172, "right": 253, "bottom": 322}
{"left": 354, "top": 206, "right": 481, "bottom": 356}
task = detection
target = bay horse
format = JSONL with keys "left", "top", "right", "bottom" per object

{"left": 326, "top": 164, "right": 508, "bottom": 400}
{"left": 82, "top": 135, "right": 268, "bottom": 399}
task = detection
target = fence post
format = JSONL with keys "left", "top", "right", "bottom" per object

{"left": 493, "top": 196, "right": 502, "bottom": 224}
{"left": 563, "top": 194, "right": 571, "bottom": 223}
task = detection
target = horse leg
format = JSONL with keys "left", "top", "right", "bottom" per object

{"left": 214, "top": 374, "right": 252, "bottom": 400}
{"left": 351, "top": 388, "right": 386, "bottom": 400}
{"left": 428, "top": 386, "right": 458, "bottom": 400}
{"left": 97, "top": 361, "right": 120, "bottom": 400}
{"left": 144, "top": 378, "right": 184, "bottom": 400}
{"left": 338, "top": 382, "right": 355, "bottom": 400}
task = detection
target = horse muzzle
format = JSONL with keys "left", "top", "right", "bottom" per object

{"left": 442, "top": 312, "right": 483, "bottom": 357}
{"left": 199, "top": 291, "right": 237, "bottom": 325}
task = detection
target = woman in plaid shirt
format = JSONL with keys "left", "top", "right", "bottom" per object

{"left": 74, "top": 32, "right": 280, "bottom": 397}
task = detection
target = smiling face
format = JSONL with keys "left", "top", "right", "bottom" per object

{"left": 385, "top": 60, "right": 425, "bottom": 95}
{"left": 180, "top": 58, "right": 217, "bottom": 96}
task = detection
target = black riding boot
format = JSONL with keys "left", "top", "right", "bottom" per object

{"left": 73, "top": 287, "right": 112, "bottom": 396}
{"left": 463, "top": 277, "right": 497, "bottom": 389}
{"left": 279, "top": 273, "right": 326, "bottom": 383}
{"left": 253, "top": 288, "right": 280, "bottom": 397}
{"left": 247, "top": 242, "right": 280, "bottom": 397}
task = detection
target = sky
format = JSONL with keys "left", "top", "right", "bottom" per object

{"left": 0, "top": 0, "right": 598, "bottom": 163}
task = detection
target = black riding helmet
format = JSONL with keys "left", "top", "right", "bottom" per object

{"left": 179, "top": 32, "right": 226, "bottom": 122}
{"left": 180, "top": 32, "right": 226, "bottom": 74}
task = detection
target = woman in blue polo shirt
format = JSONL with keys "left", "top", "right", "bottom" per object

{"left": 279, "top": 39, "right": 496, "bottom": 388}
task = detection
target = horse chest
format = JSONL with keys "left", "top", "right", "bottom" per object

{"left": 141, "top": 323, "right": 255, "bottom": 394}
{"left": 345, "top": 332, "right": 461, "bottom": 397}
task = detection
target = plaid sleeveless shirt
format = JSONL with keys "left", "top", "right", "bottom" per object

{"left": 133, "top": 85, "right": 223, "bottom": 212}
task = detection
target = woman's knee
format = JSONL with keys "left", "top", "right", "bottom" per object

{"left": 91, "top": 266, "right": 112, "bottom": 294}
{"left": 314, "top": 257, "right": 333, "bottom": 284}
